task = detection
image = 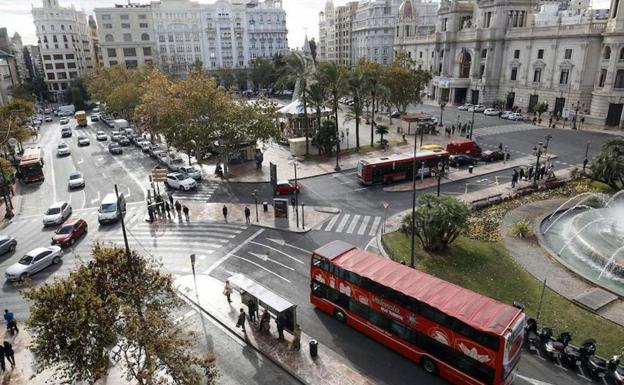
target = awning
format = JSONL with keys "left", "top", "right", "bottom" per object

{"left": 228, "top": 273, "right": 294, "bottom": 313}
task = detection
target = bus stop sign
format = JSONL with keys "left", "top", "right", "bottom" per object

{"left": 151, "top": 167, "right": 168, "bottom": 182}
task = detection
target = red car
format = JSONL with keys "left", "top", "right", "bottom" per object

{"left": 274, "top": 180, "right": 301, "bottom": 196}
{"left": 51, "top": 218, "right": 88, "bottom": 248}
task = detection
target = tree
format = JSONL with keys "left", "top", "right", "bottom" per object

{"left": 250, "top": 58, "right": 275, "bottom": 90}
{"left": 316, "top": 119, "right": 338, "bottom": 155}
{"left": 278, "top": 52, "right": 314, "bottom": 155}
{"left": 24, "top": 244, "right": 213, "bottom": 385}
{"left": 381, "top": 52, "right": 431, "bottom": 115}
{"left": 85, "top": 66, "right": 148, "bottom": 120}
{"left": 317, "top": 61, "right": 347, "bottom": 166}
{"left": 400, "top": 193, "right": 470, "bottom": 252}
{"left": 0, "top": 98, "right": 35, "bottom": 151}
{"left": 492, "top": 99, "right": 505, "bottom": 110}
{"left": 306, "top": 80, "right": 327, "bottom": 153}
{"left": 590, "top": 139, "right": 624, "bottom": 191}
{"left": 308, "top": 38, "right": 318, "bottom": 64}
{"left": 343, "top": 68, "right": 364, "bottom": 150}
{"left": 375, "top": 124, "right": 389, "bottom": 146}
{"left": 358, "top": 59, "right": 384, "bottom": 147}
{"left": 532, "top": 101, "right": 549, "bottom": 119}
{"left": 134, "top": 68, "right": 177, "bottom": 143}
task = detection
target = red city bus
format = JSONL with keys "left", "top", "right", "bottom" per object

{"left": 17, "top": 147, "right": 45, "bottom": 183}
{"left": 357, "top": 150, "right": 450, "bottom": 185}
{"left": 310, "top": 241, "right": 525, "bottom": 385}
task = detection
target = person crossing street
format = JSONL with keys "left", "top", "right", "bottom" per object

{"left": 182, "top": 205, "right": 190, "bottom": 221}
{"left": 244, "top": 206, "right": 251, "bottom": 224}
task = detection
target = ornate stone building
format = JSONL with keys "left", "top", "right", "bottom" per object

{"left": 395, "top": 0, "right": 624, "bottom": 126}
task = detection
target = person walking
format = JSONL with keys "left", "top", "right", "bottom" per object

{"left": 223, "top": 280, "right": 233, "bottom": 303}
{"left": 247, "top": 299, "right": 257, "bottom": 323}
{"left": 147, "top": 200, "right": 154, "bottom": 223}
{"left": 182, "top": 205, "right": 190, "bottom": 222}
{"left": 498, "top": 143, "right": 503, "bottom": 152}
{"left": 511, "top": 168, "right": 518, "bottom": 188}
{"left": 222, "top": 205, "right": 228, "bottom": 223}
{"left": 244, "top": 206, "right": 251, "bottom": 225}
{"left": 3, "top": 341, "right": 14, "bottom": 369}
{"left": 164, "top": 201, "right": 171, "bottom": 220}
{"left": 236, "top": 308, "right": 246, "bottom": 332}
{"left": 527, "top": 166, "right": 534, "bottom": 181}
{"left": 168, "top": 193, "right": 174, "bottom": 209}
{"left": 4, "top": 310, "right": 17, "bottom": 334}
{"left": 259, "top": 309, "right": 271, "bottom": 333}
{"left": 291, "top": 324, "right": 302, "bottom": 351}
{"left": 276, "top": 315, "right": 285, "bottom": 341}
{"left": 0, "top": 344, "right": 5, "bottom": 372}
{"left": 519, "top": 167, "right": 526, "bottom": 181}
{"left": 175, "top": 201, "right": 182, "bottom": 219}
{"left": 539, "top": 164, "right": 546, "bottom": 180}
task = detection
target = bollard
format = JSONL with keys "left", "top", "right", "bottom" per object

{"left": 468, "top": 165, "right": 474, "bottom": 174}
{"left": 263, "top": 201, "right": 268, "bottom": 212}
{"left": 309, "top": 339, "right": 318, "bottom": 358}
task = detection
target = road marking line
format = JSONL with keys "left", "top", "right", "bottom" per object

{"left": 204, "top": 228, "right": 264, "bottom": 275}
{"left": 231, "top": 254, "right": 291, "bottom": 282}
{"left": 248, "top": 251, "right": 295, "bottom": 271}
{"left": 324, "top": 214, "right": 340, "bottom": 231}
{"left": 335, "top": 214, "right": 351, "bottom": 232}
{"left": 346, "top": 215, "right": 360, "bottom": 234}
{"left": 368, "top": 217, "right": 381, "bottom": 236}
{"left": 358, "top": 216, "right": 371, "bottom": 235}
{"left": 265, "top": 238, "right": 312, "bottom": 254}
{"left": 49, "top": 151, "right": 57, "bottom": 203}
{"left": 515, "top": 374, "right": 554, "bottom": 385}
{"left": 248, "top": 241, "right": 304, "bottom": 264}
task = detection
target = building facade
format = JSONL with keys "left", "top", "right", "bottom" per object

{"left": 351, "top": 0, "right": 402, "bottom": 65}
{"left": 318, "top": 1, "right": 358, "bottom": 65}
{"left": 95, "top": 0, "right": 288, "bottom": 76}
{"left": 394, "top": 0, "right": 624, "bottom": 126}
{"left": 32, "top": 0, "right": 98, "bottom": 101}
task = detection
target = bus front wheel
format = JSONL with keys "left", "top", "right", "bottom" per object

{"left": 333, "top": 309, "right": 346, "bottom": 323}
{"left": 421, "top": 357, "right": 437, "bottom": 375}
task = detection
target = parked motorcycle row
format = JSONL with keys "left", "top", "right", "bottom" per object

{"left": 524, "top": 318, "right": 624, "bottom": 384}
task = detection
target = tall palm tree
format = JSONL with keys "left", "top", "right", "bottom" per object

{"left": 343, "top": 69, "right": 364, "bottom": 150}
{"left": 360, "top": 60, "right": 383, "bottom": 147}
{"left": 317, "top": 61, "right": 347, "bottom": 170}
{"left": 277, "top": 52, "right": 314, "bottom": 156}
{"left": 306, "top": 81, "right": 327, "bottom": 154}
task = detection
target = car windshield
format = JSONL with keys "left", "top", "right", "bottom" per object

{"left": 58, "top": 144, "right": 67, "bottom": 149}
{"left": 69, "top": 173, "right": 81, "bottom": 180}
{"left": 19, "top": 255, "right": 34, "bottom": 265}
{"left": 101, "top": 203, "right": 116, "bottom": 213}
{"left": 56, "top": 225, "right": 73, "bottom": 234}
{"left": 46, "top": 207, "right": 61, "bottom": 215}
{"left": 171, "top": 158, "right": 184, "bottom": 165}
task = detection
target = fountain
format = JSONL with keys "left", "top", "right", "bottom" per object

{"left": 540, "top": 192, "right": 624, "bottom": 297}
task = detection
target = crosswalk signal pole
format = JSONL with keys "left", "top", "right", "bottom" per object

{"left": 115, "top": 184, "right": 131, "bottom": 257}
{"left": 190, "top": 253, "right": 196, "bottom": 277}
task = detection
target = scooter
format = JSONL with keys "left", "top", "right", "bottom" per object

{"left": 543, "top": 330, "right": 573, "bottom": 363}
{"left": 579, "top": 339, "right": 608, "bottom": 379}
{"left": 539, "top": 327, "right": 563, "bottom": 361}
{"left": 524, "top": 318, "right": 540, "bottom": 353}
{"left": 557, "top": 332, "right": 582, "bottom": 369}
{"left": 606, "top": 355, "right": 624, "bottom": 385}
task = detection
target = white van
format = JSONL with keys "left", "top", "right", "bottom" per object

{"left": 98, "top": 192, "right": 126, "bottom": 224}
{"left": 113, "top": 119, "right": 129, "bottom": 130}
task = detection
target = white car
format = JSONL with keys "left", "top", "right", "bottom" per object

{"left": 45, "top": 116, "right": 53, "bottom": 122}
{"left": 96, "top": 131, "right": 108, "bottom": 141}
{"left": 57, "top": 143, "right": 71, "bottom": 156}
{"left": 508, "top": 112, "right": 525, "bottom": 121}
{"left": 165, "top": 172, "right": 197, "bottom": 191}
{"left": 77, "top": 136, "right": 90, "bottom": 146}
{"left": 59, "top": 117, "right": 69, "bottom": 125}
{"left": 139, "top": 141, "right": 151, "bottom": 152}
{"left": 179, "top": 165, "right": 202, "bottom": 180}
{"left": 469, "top": 105, "right": 486, "bottom": 113}
{"left": 5, "top": 246, "right": 63, "bottom": 281}
{"left": 483, "top": 108, "right": 500, "bottom": 116}
{"left": 42, "top": 201, "right": 72, "bottom": 227}
{"left": 500, "top": 111, "right": 513, "bottom": 119}
{"left": 167, "top": 156, "right": 185, "bottom": 171}
{"left": 458, "top": 104, "right": 473, "bottom": 111}
{"left": 68, "top": 171, "right": 85, "bottom": 189}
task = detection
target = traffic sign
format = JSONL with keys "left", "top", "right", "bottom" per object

{"left": 382, "top": 201, "right": 389, "bottom": 209}
{"left": 151, "top": 166, "right": 168, "bottom": 182}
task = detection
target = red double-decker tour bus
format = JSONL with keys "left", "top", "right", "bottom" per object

{"left": 17, "top": 147, "right": 45, "bottom": 183}
{"left": 357, "top": 150, "right": 450, "bottom": 185}
{"left": 310, "top": 241, "right": 525, "bottom": 385}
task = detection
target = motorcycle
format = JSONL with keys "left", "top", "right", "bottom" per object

{"left": 557, "top": 332, "right": 582, "bottom": 369}
{"left": 579, "top": 339, "right": 608, "bottom": 379}
{"left": 606, "top": 355, "right": 624, "bottom": 385}
{"left": 215, "top": 164, "right": 223, "bottom": 178}
{"left": 539, "top": 327, "right": 564, "bottom": 361}
{"left": 524, "top": 318, "right": 540, "bottom": 353}
{"left": 542, "top": 330, "right": 573, "bottom": 363}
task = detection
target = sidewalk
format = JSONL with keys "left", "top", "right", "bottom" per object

{"left": 147, "top": 201, "right": 339, "bottom": 233}
{"left": 175, "top": 274, "right": 373, "bottom": 385}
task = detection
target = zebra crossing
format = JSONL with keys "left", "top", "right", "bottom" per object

{"left": 315, "top": 213, "right": 382, "bottom": 236}
{"left": 474, "top": 123, "right": 542, "bottom": 137}
{"left": 169, "top": 180, "right": 220, "bottom": 202}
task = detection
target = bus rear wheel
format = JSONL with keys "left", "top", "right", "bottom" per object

{"left": 333, "top": 309, "right": 346, "bottom": 323}
{"left": 421, "top": 357, "right": 437, "bottom": 375}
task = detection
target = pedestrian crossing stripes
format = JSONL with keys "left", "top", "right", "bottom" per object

{"left": 316, "top": 213, "right": 382, "bottom": 236}
{"left": 473, "top": 123, "right": 542, "bottom": 137}
{"left": 170, "top": 181, "right": 220, "bottom": 202}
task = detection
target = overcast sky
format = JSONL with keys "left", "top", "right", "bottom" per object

{"left": 0, "top": 0, "right": 611, "bottom": 49}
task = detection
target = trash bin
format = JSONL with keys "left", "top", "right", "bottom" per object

{"left": 263, "top": 201, "right": 268, "bottom": 212}
{"left": 468, "top": 165, "right": 474, "bottom": 174}
{"left": 309, "top": 339, "right": 318, "bottom": 358}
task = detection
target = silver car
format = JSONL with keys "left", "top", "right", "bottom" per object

{"left": 43, "top": 201, "right": 72, "bottom": 226}
{"left": 5, "top": 246, "right": 63, "bottom": 281}
{"left": 0, "top": 235, "right": 17, "bottom": 255}
{"left": 57, "top": 143, "right": 71, "bottom": 156}
{"left": 68, "top": 171, "right": 85, "bottom": 189}
{"left": 179, "top": 165, "right": 202, "bottom": 180}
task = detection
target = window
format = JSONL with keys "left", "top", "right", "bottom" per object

{"left": 125, "top": 60, "right": 138, "bottom": 69}
{"left": 480, "top": 64, "right": 485, "bottom": 77}
{"left": 139, "top": 14, "right": 147, "bottom": 19}
{"left": 65, "top": 54, "right": 74, "bottom": 59}
{"left": 143, "top": 47, "right": 152, "bottom": 56}
{"left": 45, "top": 63, "right": 53, "bottom": 70}
{"left": 123, "top": 33, "right": 132, "bottom": 42}
{"left": 614, "top": 70, "right": 624, "bottom": 88}
{"left": 514, "top": 50, "right": 520, "bottom": 59}
{"left": 141, "top": 33, "right": 150, "bottom": 41}
{"left": 484, "top": 12, "right": 492, "bottom": 28}
{"left": 537, "top": 49, "right": 544, "bottom": 59}
{"left": 107, "top": 48, "right": 117, "bottom": 57}
{"left": 53, "top": 54, "right": 63, "bottom": 60}
{"left": 43, "top": 55, "right": 51, "bottom": 60}
{"left": 55, "top": 63, "right": 65, "bottom": 69}
{"left": 57, "top": 72, "right": 67, "bottom": 80}
{"left": 159, "top": 35, "right": 165, "bottom": 43}
{"left": 481, "top": 49, "right": 487, "bottom": 59}
{"left": 123, "top": 48, "right": 137, "bottom": 57}
{"left": 121, "top": 23, "right": 131, "bottom": 29}
{"left": 109, "top": 60, "right": 118, "bottom": 66}
{"left": 599, "top": 69, "right": 607, "bottom": 87}
{"left": 560, "top": 69, "right": 569, "bottom": 84}
{"left": 140, "top": 23, "right": 148, "bottom": 28}
{"left": 441, "top": 18, "right": 448, "bottom": 32}
{"left": 533, "top": 68, "right": 541, "bottom": 82}
{"left": 564, "top": 49, "right": 572, "bottom": 60}
{"left": 69, "top": 72, "right": 78, "bottom": 79}
{"left": 105, "top": 34, "right": 114, "bottom": 42}
{"left": 103, "top": 23, "right": 113, "bottom": 29}
{"left": 604, "top": 46, "right": 611, "bottom": 60}
{"left": 102, "top": 14, "right": 111, "bottom": 20}
{"left": 510, "top": 67, "right": 518, "bottom": 80}
{"left": 61, "top": 24, "right": 65, "bottom": 31}
{"left": 67, "top": 62, "right": 76, "bottom": 69}
{"left": 120, "top": 14, "right": 129, "bottom": 20}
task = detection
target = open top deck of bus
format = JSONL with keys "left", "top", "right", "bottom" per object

{"left": 19, "top": 147, "right": 43, "bottom": 166}
{"left": 358, "top": 150, "right": 449, "bottom": 167}
{"left": 313, "top": 240, "right": 522, "bottom": 336}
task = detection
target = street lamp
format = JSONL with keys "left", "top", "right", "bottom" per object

{"left": 335, "top": 121, "right": 341, "bottom": 172}
{"left": 583, "top": 141, "right": 591, "bottom": 173}
{"left": 410, "top": 128, "right": 419, "bottom": 268}
{"left": 544, "top": 134, "right": 552, "bottom": 154}
{"left": 469, "top": 106, "right": 476, "bottom": 139}
{"left": 533, "top": 142, "right": 544, "bottom": 187}
{"left": 438, "top": 101, "right": 446, "bottom": 126}
{"left": 251, "top": 189, "right": 259, "bottom": 223}
{"left": 293, "top": 161, "right": 300, "bottom": 228}
{"left": 436, "top": 162, "right": 445, "bottom": 197}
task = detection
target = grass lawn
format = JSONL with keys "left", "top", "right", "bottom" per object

{"left": 383, "top": 232, "right": 624, "bottom": 356}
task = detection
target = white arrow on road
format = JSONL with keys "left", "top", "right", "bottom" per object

{"left": 248, "top": 251, "right": 295, "bottom": 271}
{"left": 266, "top": 238, "right": 312, "bottom": 255}
{"left": 515, "top": 374, "right": 554, "bottom": 385}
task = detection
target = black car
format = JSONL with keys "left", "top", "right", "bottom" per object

{"left": 61, "top": 128, "right": 72, "bottom": 138}
{"left": 449, "top": 154, "right": 478, "bottom": 167}
{"left": 481, "top": 150, "right": 510, "bottom": 162}
{"left": 108, "top": 143, "right": 123, "bottom": 155}
{"left": 118, "top": 136, "right": 131, "bottom": 146}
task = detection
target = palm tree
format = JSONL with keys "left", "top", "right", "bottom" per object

{"left": 278, "top": 52, "right": 314, "bottom": 155}
{"left": 343, "top": 69, "right": 364, "bottom": 150}
{"left": 590, "top": 138, "right": 624, "bottom": 190}
{"left": 307, "top": 81, "right": 327, "bottom": 154}
{"left": 360, "top": 61, "right": 383, "bottom": 148}
{"left": 375, "top": 124, "right": 389, "bottom": 147}
{"left": 317, "top": 61, "right": 347, "bottom": 170}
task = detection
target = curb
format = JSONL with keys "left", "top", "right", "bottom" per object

{"left": 227, "top": 167, "right": 358, "bottom": 184}
{"left": 176, "top": 290, "right": 307, "bottom": 385}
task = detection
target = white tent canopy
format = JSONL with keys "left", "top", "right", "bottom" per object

{"left": 277, "top": 99, "right": 330, "bottom": 116}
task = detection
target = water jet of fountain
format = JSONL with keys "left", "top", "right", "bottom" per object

{"left": 545, "top": 192, "right": 607, "bottom": 222}
{"left": 605, "top": 190, "right": 624, "bottom": 207}
{"left": 598, "top": 245, "right": 624, "bottom": 280}
{"left": 557, "top": 217, "right": 611, "bottom": 256}
{"left": 543, "top": 204, "right": 594, "bottom": 235}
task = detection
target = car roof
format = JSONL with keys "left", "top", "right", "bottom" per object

{"left": 50, "top": 201, "right": 67, "bottom": 208}
{"left": 58, "top": 142, "right": 68, "bottom": 146}
{"left": 277, "top": 180, "right": 291, "bottom": 184}
{"left": 69, "top": 171, "right": 82, "bottom": 176}
{"left": 168, "top": 172, "right": 184, "bottom": 178}
{"left": 27, "top": 247, "right": 51, "bottom": 256}
{"left": 61, "top": 217, "right": 82, "bottom": 226}
{"left": 0, "top": 235, "right": 9, "bottom": 242}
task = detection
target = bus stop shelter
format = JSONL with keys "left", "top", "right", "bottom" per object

{"left": 228, "top": 273, "right": 297, "bottom": 333}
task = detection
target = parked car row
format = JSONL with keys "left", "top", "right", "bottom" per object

{"left": 457, "top": 103, "right": 529, "bottom": 121}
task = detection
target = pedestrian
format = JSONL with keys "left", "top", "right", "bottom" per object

{"left": 168, "top": 193, "right": 174, "bottom": 208}
{"left": 527, "top": 166, "right": 534, "bottom": 181}
{"left": 223, "top": 280, "right": 233, "bottom": 303}
{"left": 164, "top": 201, "right": 171, "bottom": 220}
{"left": 539, "top": 164, "right": 546, "bottom": 180}
{"left": 0, "top": 344, "right": 5, "bottom": 372}
{"left": 3, "top": 342, "right": 14, "bottom": 369}
{"left": 236, "top": 308, "right": 246, "bottom": 332}
{"left": 547, "top": 165, "right": 555, "bottom": 180}
{"left": 291, "top": 324, "right": 302, "bottom": 351}
{"left": 247, "top": 299, "right": 257, "bottom": 323}
{"left": 244, "top": 206, "right": 251, "bottom": 224}
{"left": 519, "top": 167, "right": 525, "bottom": 181}
{"left": 498, "top": 142, "right": 503, "bottom": 152}
{"left": 182, "top": 205, "right": 189, "bottom": 221}
{"left": 259, "top": 309, "right": 271, "bottom": 333}
{"left": 276, "top": 316, "right": 285, "bottom": 341}
{"left": 222, "top": 205, "right": 228, "bottom": 223}
{"left": 175, "top": 201, "right": 182, "bottom": 219}
{"left": 451, "top": 125, "right": 455, "bottom": 136}
{"left": 548, "top": 116, "right": 553, "bottom": 127}
{"left": 4, "top": 310, "right": 17, "bottom": 334}
{"left": 147, "top": 200, "right": 154, "bottom": 223}
{"left": 511, "top": 168, "right": 518, "bottom": 188}
{"left": 158, "top": 195, "right": 165, "bottom": 213}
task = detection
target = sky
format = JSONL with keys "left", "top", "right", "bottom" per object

{"left": 0, "top": 0, "right": 612, "bottom": 49}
